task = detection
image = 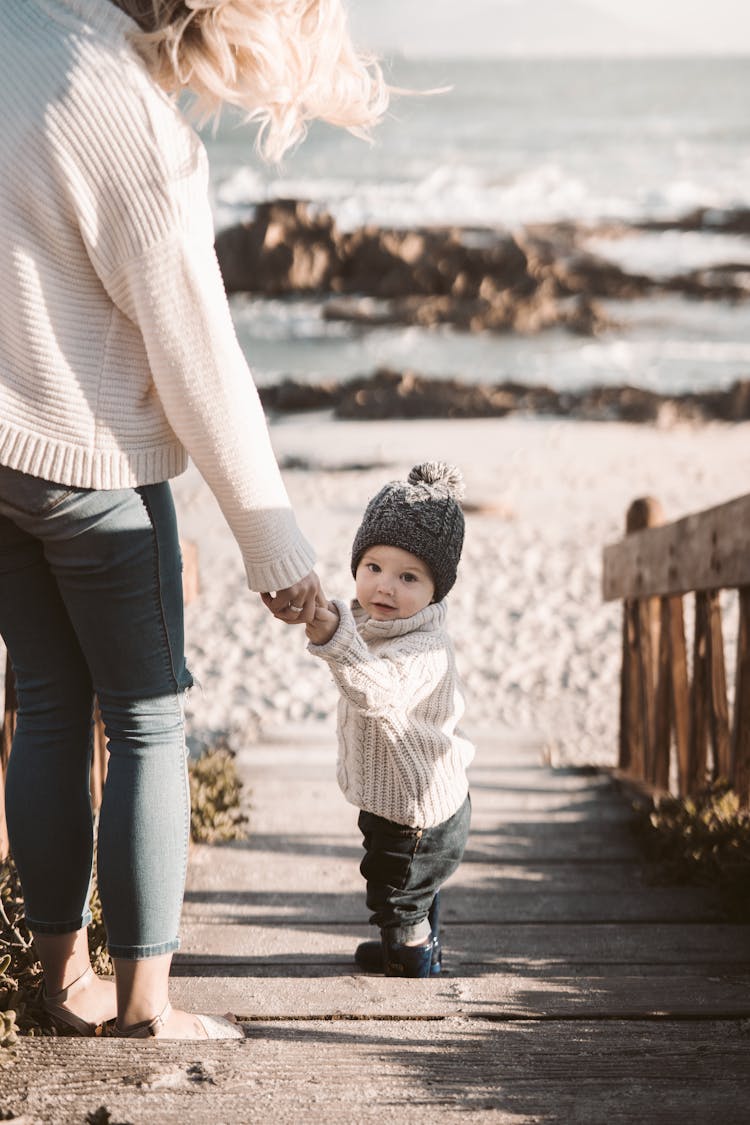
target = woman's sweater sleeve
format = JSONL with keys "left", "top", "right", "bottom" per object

{"left": 105, "top": 233, "right": 315, "bottom": 593}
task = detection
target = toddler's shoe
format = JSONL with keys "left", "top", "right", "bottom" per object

{"left": 354, "top": 894, "right": 441, "bottom": 976}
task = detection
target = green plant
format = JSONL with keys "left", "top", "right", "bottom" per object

{"left": 188, "top": 741, "right": 248, "bottom": 844}
{"left": 634, "top": 781, "right": 750, "bottom": 919}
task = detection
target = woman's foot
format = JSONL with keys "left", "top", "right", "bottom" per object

{"left": 43, "top": 966, "right": 117, "bottom": 1035}
{"left": 117, "top": 1001, "right": 243, "bottom": 1040}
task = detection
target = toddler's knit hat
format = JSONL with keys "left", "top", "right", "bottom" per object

{"left": 350, "top": 462, "right": 465, "bottom": 602}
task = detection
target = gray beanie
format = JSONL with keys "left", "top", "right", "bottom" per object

{"left": 350, "top": 462, "right": 466, "bottom": 602}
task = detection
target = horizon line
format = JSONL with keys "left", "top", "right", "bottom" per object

{"left": 377, "top": 50, "right": 750, "bottom": 63}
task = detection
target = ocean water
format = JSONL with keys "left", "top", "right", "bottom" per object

{"left": 201, "top": 57, "right": 750, "bottom": 396}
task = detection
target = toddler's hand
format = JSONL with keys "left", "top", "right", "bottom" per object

{"left": 306, "top": 599, "right": 340, "bottom": 645}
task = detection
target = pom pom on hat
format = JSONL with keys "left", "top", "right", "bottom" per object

{"left": 408, "top": 461, "right": 466, "bottom": 500}
{"left": 351, "top": 461, "right": 466, "bottom": 602}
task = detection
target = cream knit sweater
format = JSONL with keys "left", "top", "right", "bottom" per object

{"left": 0, "top": 0, "right": 315, "bottom": 593}
{"left": 309, "top": 599, "right": 475, "bottom": 828}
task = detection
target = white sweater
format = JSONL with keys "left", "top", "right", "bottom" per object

{"left": 0, "top": 0, "right": 315, "bottom": 593}
{"left": 309, "top": 599, "right": 475, "bottom": 828}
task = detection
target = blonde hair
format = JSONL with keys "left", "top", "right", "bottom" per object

{"left": 119, "top": 0, "right": 389, "bottom": 162}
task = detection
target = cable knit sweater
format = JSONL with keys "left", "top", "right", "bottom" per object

{"left": 309, "top": 599, "right": 475, "bottom": 828}
{"left": 0, "top": 0, "right": 315, "bottom": 593}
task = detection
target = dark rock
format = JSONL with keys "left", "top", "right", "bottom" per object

{"left": 259, "top": 370, "right": 750, "bottom": 426}
{"left": 215, "top": 199, "right": 338, "bottom": 295}
{"left": 214, "top": 200, "right": 750, "bottom": 340}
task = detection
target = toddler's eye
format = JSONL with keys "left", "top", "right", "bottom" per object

{"left": 402, "top": 573, "right": 417, "bottom": 583}
{"left": 367, "top": 563, "right": 381, "bottom": 573}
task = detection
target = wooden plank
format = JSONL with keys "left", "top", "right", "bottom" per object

{"left": 167, "top": 972, "right": 750, "bottom": 1020}
{"left": 181, "top": 885, "right": 723, "bottom": 925}
{"left": 732, "top": 586, "right": 750, "bottom": 804}
{"left": 617, "top": 497, "right": 664, "bottom": 776}
{"left": 177, "top": 921, "right": 750, "bottom": 966}
{"left": 186, "top": 849, "right": 653, "bottom": 896}
{"left": 653, "top": 595, "right": 672, "bottom": 789}
{"left": 0, "top": 653, "right": 15, "bottom": 860}
{"left": 90, "top": 702, "right": 108, "bottom": 812}
{"left": 3, "top": 1022, "right": 750, "bottom": 1125}
{"left": 619, "top": 598, "right": 642, "bottom": 773}
{"left": 689, "top": 591, "right": 710, "bottom": 793}
{"left": 665, "top": 595, "right": 691, "bottom": 795}
{"left": 602, "top": 491, "right": 750, "bottom": 600}
{"left": 707, "top": 590, "right": 732, "bottom": 780}
{"left": 1, "top": 651, "right": 15, "bottom": 772}
{"left": 637, "top": 596, "right": 658, "bottom": 782}
{"left": 0, "top": 749, "right": 7, "bottom": 861}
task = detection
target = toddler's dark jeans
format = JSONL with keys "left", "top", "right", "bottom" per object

{"left": 358, "top": 794, "right": 471, "bottom": 941}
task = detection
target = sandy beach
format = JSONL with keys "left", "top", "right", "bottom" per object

{"left": 1, "top": 415, "right": 748, "bottom": 767}
{"left": 163, "top": 413, "right": 750, "bottom": 768}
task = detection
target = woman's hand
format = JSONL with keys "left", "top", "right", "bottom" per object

{"left": 305, "top": 600, "right": 340, "bottom": 646}
{"left": 261, "top": 571, "right": 322, "bottom": 625}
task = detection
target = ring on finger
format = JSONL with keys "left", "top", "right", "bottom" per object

{"left": 288, "top": 604, "right": 304, "bottom": 613}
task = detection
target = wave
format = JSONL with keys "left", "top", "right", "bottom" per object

{"left": 211, "top": 160, "right": 750, "bottom": 234}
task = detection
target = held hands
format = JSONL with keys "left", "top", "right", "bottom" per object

{"left": 305, "top": 597, "right": 340, "bottom": 646}
{"left": 261, "top": 570, "right": 322, "bottom": 625}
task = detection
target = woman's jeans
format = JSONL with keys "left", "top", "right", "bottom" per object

{"left": 0, "top": 466, "right": 192, "bottom": 959}
{"left": 358, "top": 795, "right": 471, "bottom": 942}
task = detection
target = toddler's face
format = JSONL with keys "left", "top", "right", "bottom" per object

{"left": 355, "top": 544, "right": 435, "bottom": 621}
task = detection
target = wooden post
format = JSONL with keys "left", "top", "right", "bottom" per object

{"left": 89, "top": 701, "right": 108, "bottom": 812}
{"left": 663, "top": 595, "right": 691, "bottom": 796}
{"left": 706, "top": 590, "right": 731, "bottom": 781}
{"left": 732, "top": 587, "right": 750, "bottom": 805}
{"left": 653, "top": 596, "right": 673, "bottom": 790}
{"left": 619, "top": 498, "right": 664, "bottom": 782}
{"left": 1, "top": 652, "right": 15, "bottom": 773}
{"left": 689, "top": 591, "right": 710, "bottom": 794}
{"left": 0, "top": 653, "right": 17, "bottom": 860}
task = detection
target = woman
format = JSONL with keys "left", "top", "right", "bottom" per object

{"left": 0, "top": 0, "right": 387, "bottom": 1039}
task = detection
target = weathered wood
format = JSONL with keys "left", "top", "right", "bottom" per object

{"left": 3, "top": 1023, "right": 750, "bottom": 1125}
{"left": 706, "top": 589, "right": 731, "bottom": 780}
{"left": 0, "top": 653, "right": 16, "bottom": 859}
{"left": 619, "top": 498, "right": 664, "bottom": 776}
{"left": 665, "top": 594, "right": 691, "bottom": 795}
{"left": 619, "top": 598, "right": 643, "bottom": 773}
{"left": 178, "top": 920, "right": 750, "bottom": 966}
{"left": 732, "top": 586, "right": 750, "bottom": 803}
{"left": 653, "top": 595, "right": 672, "bottom": 789}
{"left": 1, "top": 651, "right": 15, "bottom": 772}
{"left": 167, "top": 972, "right": 750, "bottom": 1020}
{"left": 637, "top": 596, "right": 658, "bottom": 781}
{"left": 89, "top": 701, "right": 108, "bottom": 812}
{"left": 0, "top": 749, "right": 7, "bottom": 861}
{"left": 603, "top": 491, "right": 750, "bottom": 601}
{"left": 689, "top": 591, "right": 711, "bottom": 793}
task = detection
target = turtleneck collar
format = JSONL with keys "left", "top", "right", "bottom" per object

{"left": 352, "top": 598, "right": 447, "bottom": 640}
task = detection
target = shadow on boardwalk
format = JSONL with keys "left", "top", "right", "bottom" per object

{"left": 2, "top": 727, "right": 749, "bottom": 1123}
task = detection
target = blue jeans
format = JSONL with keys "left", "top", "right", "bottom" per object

{"left": 358, "top": 795, "right": 471, "bottom": 940}
{"left": 0, "top": 466, "right": 192, "bottom": 959}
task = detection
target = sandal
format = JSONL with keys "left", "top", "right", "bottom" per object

{"left": 43, "top": 965, "right": 114, "bottom": 1037}
{"left": 118, "top": 1001, "right": 244, "bottom": 1040}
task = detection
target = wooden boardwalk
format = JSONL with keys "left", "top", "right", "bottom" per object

{"left": 3, "top": 727, "right": 750, "bottom": 1123}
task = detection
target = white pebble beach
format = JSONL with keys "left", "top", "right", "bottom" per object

{"left": 162, "top": 413, "right": 750, "bottom": 767}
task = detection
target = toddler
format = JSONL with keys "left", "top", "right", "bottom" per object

{"left": 306, "top": 462, "right": 474, "bottom": 977}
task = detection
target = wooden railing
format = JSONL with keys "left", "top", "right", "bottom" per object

{"left": 0, "top": 540, "right": 199, "bottom": 860}
{"left": 603, "top": 494, "right": 750, "bottom": 806}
